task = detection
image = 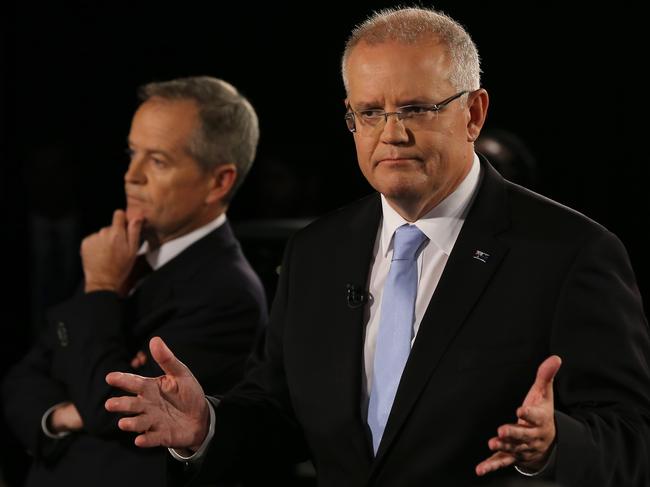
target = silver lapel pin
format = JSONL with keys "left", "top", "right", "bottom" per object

{"left": 472, "top": 250, "right": 490, "bottom": 263}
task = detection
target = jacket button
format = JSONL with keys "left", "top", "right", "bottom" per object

{"left": 57, "top": 322, "right": 69, "bottom": 347}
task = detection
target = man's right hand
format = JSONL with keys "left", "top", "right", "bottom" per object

{"left": 81, "top": 209, "right": 142, "bottom": 294}
{"left": 105, "top": 337, "right": 209, "bottom": 450}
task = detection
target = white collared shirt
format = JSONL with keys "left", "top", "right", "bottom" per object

{"left": 362, "top": 154, "right": 482, "bottom": 400}
{"left": 138, "top": 213, "right": 227, "bottom": 270}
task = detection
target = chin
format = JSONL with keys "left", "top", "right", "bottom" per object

{"left": 126, "top": 206, "right": 146, "bottom": 221}
{"left": 375, "top": 174, "right": 429, "bottom": 200}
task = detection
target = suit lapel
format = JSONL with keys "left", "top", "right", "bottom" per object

{"left": 129, "top": 224, "right": 238, "bottom": 337}
{"left": 372, "top": 160, "right": 512, "bottom": 466}
{"left": 326, "top": 195, "right": 382, "bottom": 465}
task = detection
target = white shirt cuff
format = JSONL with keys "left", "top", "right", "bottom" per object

{"left": 41, "top": 402, "right": 72, "bottom": 439}
{"left": 515, "top": 444, "right": 556, "bottom": 476}
{"left": 168, "top": 397, "right": 216, "bottom": 462}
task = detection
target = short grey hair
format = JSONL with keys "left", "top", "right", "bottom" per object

{"left": 341, "top": 7, "right": 481, "bottom": 101}
{"left": 138, "top": 76, "right": 259, "bottom": 201}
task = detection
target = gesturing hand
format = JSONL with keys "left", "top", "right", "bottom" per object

{"left": 476, "top": 355, "right": 562, "bottom": 477}
{"left": 105, "top": 337, "right": 209, "bottom": 450}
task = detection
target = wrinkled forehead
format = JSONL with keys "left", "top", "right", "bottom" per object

{"left": 129, "top": 97, "right": 200, "bottom": 152}
{"left": 345, "top": 39, "right": 454, "bottom": 105}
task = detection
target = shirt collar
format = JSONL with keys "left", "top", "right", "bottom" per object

{"left": 380, "top": 153, "right": 481, "bottom": 257}
{"left": 138, "top": 213, "right": 227, "bottom": 270}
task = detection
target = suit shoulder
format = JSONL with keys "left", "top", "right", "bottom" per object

{"left": 291, "top": 193, "right": 378, "bottom": 244}
{"left": 506, "top": 182, "right": 613, "bottom": 244}
{"left": 170, "top": 235, "right": 265, "bottom": 305}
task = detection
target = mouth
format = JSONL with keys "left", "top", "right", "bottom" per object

{"left": 375, "top": 157, "right": 421, "bottom": 167}
{"left": 126, "top": 194, "right": 147, "bottom": 204}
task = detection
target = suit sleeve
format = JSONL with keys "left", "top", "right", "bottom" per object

{"left": 551, "top": 230, "right": 650, "bottom": 487}
{"left": 40, "top": 272, "right": 264, "bottom": 438}
{"left": 2, "top": 333, "right": 72, "bottom": 459}
{"left": 198, "top": 236, "right": 309, "bottom": 482}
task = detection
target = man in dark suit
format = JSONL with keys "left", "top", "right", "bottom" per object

{"left": 105, "top": 8, "right": 650, "bottom": 487}
{"left": 2, "top": 76, "right": 267, "bottom": 486}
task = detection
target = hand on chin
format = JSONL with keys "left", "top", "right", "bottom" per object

{"left": 126, "top": 206, "right": 146, "bottom": 223}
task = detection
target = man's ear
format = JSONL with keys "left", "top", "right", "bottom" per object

{"left": 205, "top": 163, "right": 237, "bottom": 205}
{"left": 466, "top": 89, "right": 489, "bottom": 142}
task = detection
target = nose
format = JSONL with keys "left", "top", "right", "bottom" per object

{"left": 124, "top": 155, "right": 146, "bottom": 184}
{"left": 379, "top": 113, "right": 409, "bottom": 145}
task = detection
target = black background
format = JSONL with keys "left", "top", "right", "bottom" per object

{"left": 1, "top": 1, "right": 647, "bottom": 484}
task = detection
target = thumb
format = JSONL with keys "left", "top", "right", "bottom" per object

{"left": 525, "top": 355, "right": 562, "bottom": 404}
{"left": 149, "top": 337, "right": 189, "bottom": 377}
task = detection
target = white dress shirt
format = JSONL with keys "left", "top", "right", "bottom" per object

{"left": 362, "top": 154, "right": 481, "bottom": 403}
{"left": 138, "top": 212, "right": 227, "bottom": 270}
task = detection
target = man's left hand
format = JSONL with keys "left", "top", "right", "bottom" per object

{"left": 476, "top": 355, "right": 562, "bottom": 477}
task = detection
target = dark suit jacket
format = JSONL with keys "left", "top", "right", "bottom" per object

{"left": 3, "top": 222, "right": 267, "bottom": 487}
{"left": 203, "top": 159, "right": 650, "bottom": 487}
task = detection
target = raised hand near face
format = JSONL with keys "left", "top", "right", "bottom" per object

{"left": 81, "top": 209, "right": 143, "bottom": 294}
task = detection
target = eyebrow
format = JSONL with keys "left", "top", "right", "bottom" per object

{"left": 398, "top": 97, "right": 437, "bottom": 106}
{"left": 352, "top": 101, "right": 383, "bottom": 111}
{"left": 351, "top": 97, "right": 439, "bottom": 111}
{"left": 127, "top": 138, "right": 173, "bottom": 160}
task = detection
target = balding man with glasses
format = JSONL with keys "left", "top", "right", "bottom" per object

{"left": 106, "top": 8, "right": 650, "bottom": 487}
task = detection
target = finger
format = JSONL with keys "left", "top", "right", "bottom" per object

{"left": 498, "top": 423, "right": 536, "bottom": 442}
{"left": 134, "top": 431, "right": 164, "bottom": 448}
{"left": 105, "top": 396, "right": 144, "bottom": 415}
{"left": 106, "top": 371, "right": 147, "bottom": 394}
{"left": 489, "top": 435, "right": 539, "bottom": 454}
{"left": 81, "top": 234, "right": 96, "bottom": 250}
{"left": 118, "top": 415, "right": 152, "bottom": 433}
{"left": 490, "top": 439, "right": 535, "bottom": 454}
{"left": 127, "top": 216, "right": 143, "bottom": 254}
{"left": 526, "top": 355, "right": 562, "bottom": 401}
{"left": 536, "top": 355, "right": 562, "bottom": 387}
{"left": 130, "top": 351, "right": 146, "bottom": 368}
{"left": 149, "top": 337, "right": 190, "bottom": 377}
{"left": 112, "top": 209, "right": 127, "bottom": 229}
{"left": 476, "top": 451, "right": 516, "bottom": 476}
{"left": 517, "top": 405, "right": 546, "bottom": 426}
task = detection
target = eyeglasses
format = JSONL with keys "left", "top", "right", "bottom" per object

{"left": 344, "top": 91, "right": 468, "bottom": 134}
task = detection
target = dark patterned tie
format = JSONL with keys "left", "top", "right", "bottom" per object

{"left": 119, "top": 254, "right": 153, "bottom": 296}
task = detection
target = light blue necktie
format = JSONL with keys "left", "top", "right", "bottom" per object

{"left": 368, "top": 224, "right": 428, "bottom": 454}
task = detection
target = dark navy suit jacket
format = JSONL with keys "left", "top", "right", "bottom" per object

{"left": 3, "top": 222, "right": 267, "bottom": 487}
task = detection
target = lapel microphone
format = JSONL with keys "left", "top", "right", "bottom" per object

{"left": 346, "top": 283, "right": 367, "bottom": 309}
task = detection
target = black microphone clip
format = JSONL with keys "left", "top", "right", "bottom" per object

{"left": 346, "top": 283, "right": 367, "bottom": 309}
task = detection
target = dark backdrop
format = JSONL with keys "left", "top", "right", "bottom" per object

{"left": 1, "top": 2, "right": 647, "bottom": 485}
